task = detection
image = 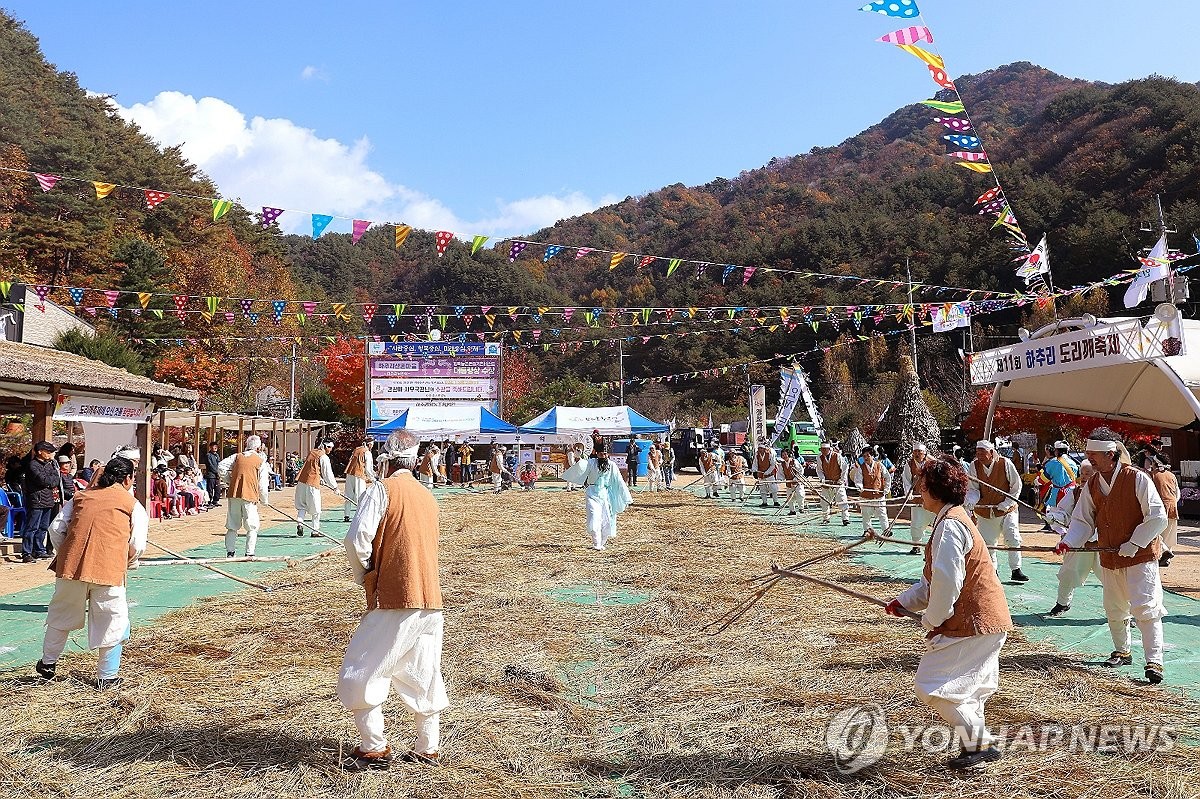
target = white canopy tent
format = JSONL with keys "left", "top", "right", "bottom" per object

{"left": 984, "top": 317, "right": 1200, "bottom": 435}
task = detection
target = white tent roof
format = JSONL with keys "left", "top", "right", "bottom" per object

{"left": 154, "top": 410, "right": 327, "bottom": 432}
{"left": 993, "top": 318, "right": 1200, "bottom": 429}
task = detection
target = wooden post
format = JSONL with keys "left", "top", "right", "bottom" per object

{"left": 238, "top": 415, "right": 245, "bottom": 450}
{"left": 31, "top": 399, "right": 53, "bottom": 443}
{"left": 193, "top": 413, "right": 201, "bottom": 457}
{"left": 158, "top": 409, "right": 167, "bottom": 451}
{"left": 271, "top": 418, "right": 279, "bottom": 473}
{"left": 209, "top": 413, "right": 218, "bottom": 454}
{"left": 135, "top": 421, "right": 151, "bottom": 505}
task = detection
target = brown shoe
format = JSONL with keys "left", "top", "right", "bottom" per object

{"left": 342, "top": 746, "right": 393, "bottom": 772}
{"left": 402, "top": 750, "right": 440, "bottom": 766}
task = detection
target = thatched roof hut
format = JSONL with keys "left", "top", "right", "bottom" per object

{"left": 0, "top": 339, "right": 197, "bottom": 406}
{"left": 874, "top": 355, "right": 940, "bottom": 462}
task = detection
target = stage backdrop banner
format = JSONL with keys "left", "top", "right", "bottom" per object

{"left": 54, "top": 394, "right": 154, "bottom": 424}
{"left": 367, "top": 341, "right": 502, "bottom": 425}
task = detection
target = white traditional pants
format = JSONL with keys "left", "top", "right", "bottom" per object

{"left": 784, "top": 484, "right": 806, "bottom": 513}
{"left": 586, "top": 493, "right": 617, "bottom": 549}
{"left": 1056, "top": 550, "right": 1100, "bottom": 606}
{"left": 345, "top": 475, "right": 368, "bottom": 519}
{"left": 819, "top": 486, "right": 849, "bottom": 522}
{"left": 42, "top": 579, "right": 130, "bottom": 678}
{"left": 1098, "top": 562, "right": 1167, "bottom": 664}
{"left": 759, "top": 477, "right": 778, "bottom": 503}
{"left": 646, "top": 466, "right": 663, "bottom": 491}
{"left": 909, "top": 507, "right": 933, "bottom": 543}
{"left": 916, "top": 632, "right": 1006, "bottom": 750}
{"left": 730, "top": 479, "right": 745, "bottom": 502}
{"left": 974, "top": 511, "right": 1021, "bottom": 571}
{"left": 338, "top": 608, "right": 449, "bottom": 755}
{"left": 701, "top": 469, "right": 718, "bottom": 498}
{"left": 294, "top": 483, "right": 323, "bottom": 531}
{"left": 224, "top": 498, "right": 260, "bottom": 556}
{"left": 492, "top": 473, "right": 503, "bottom": 492}
{"left": 859, "top": 498, "right": 886, "bottom": 533}
{"left": 419, "top": 472, "right": 434, "bottom": 490}
{"left": 1161, "top": 519, "right": 1178, "bottom": 553}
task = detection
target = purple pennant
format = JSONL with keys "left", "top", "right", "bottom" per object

{"left": 508, "top": 241, "right": 528, "bottom": 262}
{"left": 978, "top": 199, "right": 1007, "bottom": 215}
{"left": 239, "top": 298, "right": 253, "bottom": 316}
{"left": 933, "top": 116, "right": 971, "bottom": 132}
{"left": 34, "top": 285, "right": 51, "bottom": 301}
{"left": 352, "top": 219, "right": 370, "bottom": 244}
{"left": 260, "top": 207, "right": 284, "bottom": 228}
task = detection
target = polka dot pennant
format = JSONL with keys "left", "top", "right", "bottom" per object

{"left": 974, "top": 187, "right": 1003, "bottom": 206}
{"left": 143, "top": 190, "right": 170, "bottom": 210}
{"left": 943, "top": 134, "right": 981, "bottom": 149}
{"left": 508, "top": 241, "right": 528, "bottom": 262}
{"left": 435, "top": 230, "right": 454, "bottom": 257}
{"left": 859, "top": 0, "right": 919, "bottom": 19}
{"left": 928, "top": 65, "right": 955, "bottom": 90}
{"left": 934, "top": 116, "right": 972, "bottom": 132}
{"left": 543, "top": 245, "right": 564, "bottom": 262}
{"left": 260, "top": 207, "right": 284, "bottom": 228}
{"left": 68, "top": 287, "right": 85, "bottom": 306}
{"left": 311, "top": 214, "right": 333, "bottom": 238}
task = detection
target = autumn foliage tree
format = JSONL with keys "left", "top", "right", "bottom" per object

{"left": 962, "top": 389, "right": 1157, "bottom": 446}
{"left": 153, "top": 345, "right": 238, "bottom": 405}
{"left": 320, "top": 338, "right": 366, "bottom": 422}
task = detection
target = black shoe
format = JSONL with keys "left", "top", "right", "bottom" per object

{"left": 296, "top": 524, "right": 303, "bottom": 537}
{"left": 343, "top": 516, "right": 351, "bottom": 523}
{"left": 1159, "top": 551, "right": 1174, "bottom": 568}
{"left": 1010, "top": 569, "right": 1029, "bottom": 583}
{"left": 788, "top": 510, "right": 797, "bottom": 516}
{"left": 1104, "top": 651, "right": 1133, "bottom": 667}
{"left": 21, "top": 555, "right": 34, "bottom": 563}
{"left": 1146, "top": 663, "right": 1164, "bottom": 684}
{"left": 95, "top": 677, "right": 123, "bottom": 690}
{"left": 909, "top": 547, "right": 921, "bottom": 555}
{"left": 401, "top": 750, "right": 440, "bottom": 766}
{"left": 842, "top": 520, "right": 850, "bottom": 527}
{"left": 1046, "top": 603, "right": 1071, "bottom": 617}
{"left": 227, "top": 552, "right": 235, "bottom": 559}
{"left": 946, "top": 745, "right": 1002, "bottom": 770}
{"left": 342, "top": 747, "right": 393, "bottom": 772}
{"left": 35, "top": 660, "right": 55, "bottom": 680}
{"left": 774, "top": 502, "right": 781, "bottom": 507}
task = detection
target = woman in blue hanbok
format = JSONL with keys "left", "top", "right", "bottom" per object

{"left": 563, "top": 449, "right": 633, "bottom": 550}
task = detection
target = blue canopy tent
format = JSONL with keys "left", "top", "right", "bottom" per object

{"left": 518, "top": 405, "right": 669, "bottom": 436}
{"left": 368, "top": 405, "right": 518, "bottom": 440}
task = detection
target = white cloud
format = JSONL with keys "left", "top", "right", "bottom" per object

{"left": 299, "top": 65, "right": 328, "bottom": 82}
{"left": 111, "top": 91, "right": 614, "bottom": 238}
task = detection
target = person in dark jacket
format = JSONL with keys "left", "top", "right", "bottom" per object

{"left": 204, "top": 441, "right": 222, "bottom": 508}
{"left": 22, "top": 441, "right": 61, "bottom": 563}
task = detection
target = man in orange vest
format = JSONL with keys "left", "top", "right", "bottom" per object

{"left": 816, "top": 441, "right": 850, "bottom": 526}
{"left": 965, "top": 440, "right": 1028, "bottom": 583}
{"left": 887, "top": 457, "right": 1013, "bottom": 770}
{"left": 337, "top": 429, "right": 448, "bottom": 772}
{"left": 295, "top": 439, "right": 337, "bottom": 536}
{"left": 754, "top": 443, "right": 780, "bottom": 508}
{"left": 902, "top": 443, "right": 933, "bottom": 554}
{"left": 37, "top": 456, "right": 148, "bottom": 689}
{"left": 698, "top": 443, "right": 720, "bottom": 499}
{"left": 851, "top": 446, "right": 890, "bottom": 534}
{"left": 343, "top": 436, "right": 377, "bottom": 522}
{"left": 1055, "top": 432, "right": 1168, "bottom": 683}
{"left": 218, "top": 434, "right": 271, "bottom": 558}
{"left": 1149, "top": 458, "right": 1180, "bottom": 568}
{"left": 780, "top": 449, "right": 806, "bottom": 515}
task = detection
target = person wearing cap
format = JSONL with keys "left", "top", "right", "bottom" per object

{"left": 1148, "top": 459, "right": 1180, "bottom": 568}
{"left": 816, "top": 441, "right": 850, "bottom": 526}
{"left": 21, "top": 441, "right": 61, "bottom": 563}
{"left": 342, "top": 436, "right": 377, "bottom": 523}
{"left": 1039, "top": 441, "right": 1079, "bottom": 530}
{"left": 903, "top": 443, "right": 934, "bottom": 554}
{"left": 1046, "top": 461, "right": 1098, "bottom": 617}
{"left": 218, "top": 434, "right": 271, "bottom": 558}
{"left": 851, "top": 446, "right": 890, "bottom": 534}
{"left": 37, "top": 456, "right": 148, "bottom": 690}
{"left": 780, "top": 449, "right": 806, "bottom": 515}
{"left": 295, "top": 439, "right": 338, "bottom": 537}
{"left": 1055, "top": 431, "right": 1168, "bottom": 683}
{"left": 489, "top": 443, "right": 510, "bottom": 493}
{"left": 725, "top": 449, "right": 748, "bottom": 502}
{"left": 886, "top": 457, "right": 1013, "bottom": 770}
{"left": 55, "top": 454, "right": 77, "bottom": 508}
{"left": 965, "top": 441, "right": 1028, "bottom": 583}
{"left": 457, "top": 440, "right": 475, "bottom": 486}
{"left": 698, "top": 442, "right": 720, "bottom": 499}
{"left": 754, "top": 443, "right": 781, "bottom": 509}
{"left": 337, "top": 429, "right": 448, "bottom": 772}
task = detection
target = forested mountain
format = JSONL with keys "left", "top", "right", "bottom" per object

{"left": 2, "top": 6, "right": 1199, "bottom": 429}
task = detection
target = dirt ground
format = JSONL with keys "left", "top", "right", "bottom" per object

{"left": 1, "top": 485, "right": 1196, "bottom": 799}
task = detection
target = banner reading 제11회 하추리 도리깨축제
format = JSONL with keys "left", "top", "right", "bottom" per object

{"left": 366, "top": 340, "right": 503, "bottom": 426}
{"left": 968, "top": 311, "right": 1185, "bottom": 385}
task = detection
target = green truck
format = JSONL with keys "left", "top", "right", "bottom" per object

{"left": 767, "top": 420, "right": 822, "bottom": 456}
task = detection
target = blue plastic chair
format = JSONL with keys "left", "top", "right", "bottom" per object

{"left": 5, "top": 490, "right": 24, "bottom": 539}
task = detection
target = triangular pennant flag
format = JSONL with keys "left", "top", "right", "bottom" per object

{"left": 205, "top": 296, "right": 219, "bottom": 314}
{"left": 35, "top": 173, "right": 60, "bottom": 192}
{"left": 362, "top": 303, "right": 378, "bottom": 323}
{"left": 247, "top": 312, "right": 259, "bottom": 324}
{"left": 272, "top": 300, "right": 287, "bottom": 322}
{"left": 239, "top": 298, "right": 253, "bottom": 315}
{"left": 575, "top": 247, "right": 594, "bottom": 260}
{"left": 435, "top": 231, "right": 453, "bottom": 256}
{"left": 641, "top": 308, "right": 651, "bottom": 324}
{"left": 562, "top": 308, "right": 574, "bottom": 323}
{"left": 974, "top": 186, "right": 1002, "bottom": 205}
{"left": 609, "top": 252, "right": 626, "bottom": 270}
{"left": 332, "top": 303, "right": 348, "bottom": 318}
{"left": 899, "top": 45, "right": 944, "bottom": 69}
{"left": 858, "top": 0, "right": 919, "bottom": 18}
{"left": 302, "top": 301, "right": 317, "bottom": 315}
{"left": 352, "top": 219, "right": 371, "bottom": 244}
{"left": 462, "top": 313, "right": 474, "bottom": 327}
{"left": 955, "top": 161, "right": 993, "bottom": 173}
{"left": 224, "top": 312, "right": 234, "bottom": 323}
{"left": 921, "top": 98, "right": 964, "bottom": 114}
{"left": 928, "top": 65, "right": 955, "bottom": 90}
{"left": 508, "top": 241, "right": 527, "bottom": 262}
{"left": 393, "top": 304, "right": 405, "bottom": 317}
{"left": 637, "top": 255, "right": 655, "bottom": 269}
{"left": 92, "top": 182, "right": 116, "bottom": 199}
{"left": 212, "top": 199, "right": 233, "bottom": 221}
{"left": 68, "top": 287, "right": 85, "bottom": 305}
{"left": 104, "top": 290, "right": 119, "bottom": 308}
{"left": 742, "top": 266, "right": 756, "bottom": 285}
{"left": 312, "top": 214, "right": 334, "bottom": 238}
{"left": 543, "top": 245, "right": 563, "bottom": 262}
{"left": 876, "top": 26, "right": 931, "bottom": 45}
{"left": 152, "top": 309, "right": 164, "bottom": 319}
{"left": 260, "top": 207, "right": 284, "bottom": 228}
{"left": 144, "top": 190, "right": 170, "bottom": 210}
{"left": 394, "top": 225, "right": 413, "bottom": 248}
{"left": 696, "top": 263, "right": 709, "bottom": 280}
{"left": 949, "top": 151, "right": 988, "bottom": 162}
{"left": 721, "top": 264, "right": 736, "bottom": 284}
{"left": 471, "top": 235, "right": 488, "bottom": 255}
{"left": 667, "top": 258, "right": 682, "bottom": 277}
{"left": 33, "top": 285, "right": 51, "bottom": 302}
{"left": 484, "top": 314, "right": 496, "bottom": 329}
{"left": 200, "top": 311, "right": 214, "bottom": 324}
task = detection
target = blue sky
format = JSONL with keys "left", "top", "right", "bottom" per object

{"left": 7, "top": 1, "right": 1200, "bottom": 237}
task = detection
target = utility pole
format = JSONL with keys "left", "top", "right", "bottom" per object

{"left": 906, "top": 257, "right": 918, "bottom": 378}
{"left": 288, "top": 343, "right": 297, "bottom": 419}
{"left": 618, "top": 337, "right": 625, "bottom": 406}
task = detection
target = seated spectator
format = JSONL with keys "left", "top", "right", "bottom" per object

{"left": 79, "top": 459, "right": 101, "bottom": 486}
{"left": 176, "top": 469, "right": 206, "bottom": 514}
{"left": 152, "top": 466, "right": 184, "bottom": 518}
{"left": 518, "top": 461, "right": 538, "bottom": 490}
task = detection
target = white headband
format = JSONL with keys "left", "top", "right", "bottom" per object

{"left": 913, "top": 443, "right": 927, "bottom": 452}
{"left": 975, "top": 440, "right": 995, "bottom": 451}
{"left": 1085, "top": 439, "right": 1120, "bottom": 452}
{"left": 398, "top": 443, "right": 420, "bottom": 457}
